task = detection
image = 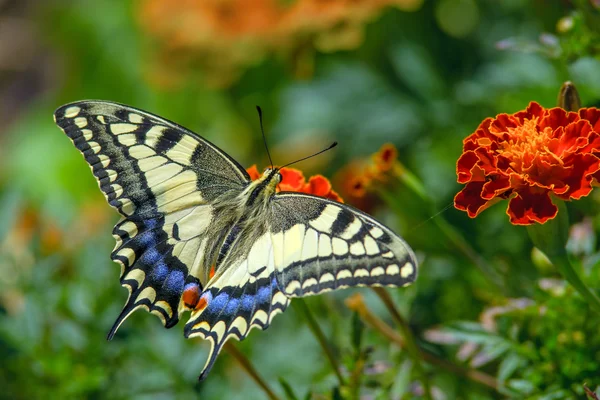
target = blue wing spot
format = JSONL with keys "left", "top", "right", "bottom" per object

{"left": 141, "top": 247, "right": 161, "bottom": 265}
{"left": 240, "top": 293, "right": 254, "bottom": 313}
{"left": 163, "top": 270, "right": 185, "bottom": 295}
{"left": 206, "top": 292, "right": 229, "bottom": 317}
{"left": 136, "top": 230, "right": 157, "bottom": 247}
{"left": 256, "top": 284, "right": 271, "bottom": 304}
{"left": 223, "top": 297, "right": 240, "bottom": 316}
{"left": 144, "top": 218, "right": 159, "bottom": 229}
{"left": 150, "top": 261, "right": 169, "bottom": 282}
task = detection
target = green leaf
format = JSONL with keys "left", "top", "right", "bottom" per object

{"left": 389, "top": 359, "right": 413, "bottom": 397}
{"left": 508, "top": 379, "right": 535, "bottom": 395}
{"left": 278, "top": 377, "right": 299, "bottom": 400}
{"left": 497, "top": 352, "right": 526, "bottom": 384}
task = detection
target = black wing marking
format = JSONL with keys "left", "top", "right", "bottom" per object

{"left": 54, "top": 101, "right": 248, "bottom": 336}
{"left": 183, "top": 242, "right": 289, "bottom": 380}
{"left": 269, "top": 192, "right": 418, "bottom": 297}
{"left": 181, "top": 194, "right": 417, "bottom": 380}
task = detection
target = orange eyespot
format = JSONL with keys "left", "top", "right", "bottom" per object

{"left": 183, "top": 282, "right": 210, "bottom": 312}
{"left": 195, "top": 296, "right": 209, "bottom": 312}
{"left": 183, "top": 283, "right": 201, "bottom": 309}
{"left": 209, "top": 264, "right": 216, "bottom": 279}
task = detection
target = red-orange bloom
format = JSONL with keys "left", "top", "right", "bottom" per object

{"left": 246, "top": 165, "right": 343, "bottom": 203}
{"left": 454, "top": 102, "right": 600, "bottom": 225}
{"left": 372, "top": 143, "right": 398, "bottom": 173}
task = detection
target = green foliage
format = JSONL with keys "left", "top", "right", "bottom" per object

{"left": 434, "top": 285, "right": 600, "bottom": 398}
{"left": 1, "top": 0, "right": 600, "bottom": 399}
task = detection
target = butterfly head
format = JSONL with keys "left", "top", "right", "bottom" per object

{"left": 262, "top": 167, "right": 282, "bottom": 184}
{"left": 244, "top": 167, "right": 282, "bottom": 207}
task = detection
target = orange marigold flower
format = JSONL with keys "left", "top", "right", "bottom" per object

{"left": 246, "top": 165, "right": 343, "bottom": 203}
{"left": 454, "top": 102, "right": 600, "bottom": 225}
{"left": 372, "top": 143, "right": 398, "bottom": 173}
{"left": 246, "top": 164, "right": 261, "bottom": 180}
{"left": 278, "top": 167, "right": 306, "bottom": 192}
{"left": 333, "top": 143, "right": 403, "bottom": 213}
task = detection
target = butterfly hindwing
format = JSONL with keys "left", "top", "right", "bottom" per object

{"left": 54, "top": 101, "right": 249, "bottom": 335}
{"left": 183, "top": 192, "right": 417, "bottom": 378}
{"left": 183, "top": 214, "right": 290, "bottom": 379}
{"left": 185, "top": 269, "right": 289, "bottom": 380}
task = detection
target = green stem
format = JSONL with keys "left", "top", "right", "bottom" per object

{"left": 345, "top": 293, "right": 498, "bottom": 391}
{"left": 527, "top": 199, "right": 600, "bottom": 314}
{"left": 393, "top": 164, "right": 429, "bottom": 202}
{"left": 432, "top": 216, "right": 504, "bottom": 290}
{"left": 553, "top": 252, "right": 600, "bottom": 314}
{"left": 292, "top": 299, "right": 346, "bottom": 386}
{"left": 372, "top": 288, "right": 432, "bottom": 400}
{"left": 224, "top": 342, "right": 281, "bottom": 400}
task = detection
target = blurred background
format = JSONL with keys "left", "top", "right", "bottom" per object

{"left": 1, "top": 0, "right": 600, "bottom": 399}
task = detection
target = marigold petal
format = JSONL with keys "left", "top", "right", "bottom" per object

{"left": 507, "top": 189, "right": 558, "bottom": 225}
{"left": 454, "top": 181, "right": 490, "bottom": 218}
{"left": 327, "top": 189, "right": 344, "bottom": 203}
{"left": 554, "top": 120, "right": 592, "bottom": 155}
{"left": 539, "top": 107, "right": 579, "bottom": 132}
{"left": 581, "top": 131, "right": 600, "bottom": 154}
{"left": 247, "top": 164, "right": 261, "bottom": 180}
{"left": 481, "top": 174, "right": 511, "bottom": 200}
{"left": 559, "top": 153, "right": 600, "bottom": 199}
{"left": 579, "top": 108, "right": 600, "bottom": 132}
{"left": 456, "top": 151, "right": 480, "bottom": 183}
{"left": 489, "top": 113, "right": 518, "bottom": 138}
{"left": 470, "top": 117, "right": 497, "bottom": 141}
{"left": 522, "top": 154, "right": 571, "bottom": 191}
{"left": 513, "top": 101, "right": 545, "bottom": 123}
{"left": 475, "top": 148, "right": 501, "bottom": 173}
{"left": 279, "top": 167, "right": 305, "bottom": 191}
{"left": 303, "top": 175, "right": 332, "bottom": 196}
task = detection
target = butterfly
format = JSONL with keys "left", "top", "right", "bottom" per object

{"left": 54, "top": 100, "right": 418, "bottom": 380}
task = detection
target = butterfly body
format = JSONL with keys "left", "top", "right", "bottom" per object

{"left": 54, "top": 100, "right": 418, "bottom": 379}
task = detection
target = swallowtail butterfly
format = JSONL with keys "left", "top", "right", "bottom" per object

{"left": 54, "top": 101, "right": 418, "bottom": 380}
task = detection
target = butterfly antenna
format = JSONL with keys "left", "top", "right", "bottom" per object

{"left": 256, "top": 106, "right": 274, "bottom": 169}
{"left": 280, "top": 142, "right": 338, "bottom": 169}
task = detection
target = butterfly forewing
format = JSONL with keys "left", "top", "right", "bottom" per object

{"left": 54, "top": 101, "right": 249, "bottom": 335}
{"left": 271, "top": 193, "right": 417, "bottom": 295}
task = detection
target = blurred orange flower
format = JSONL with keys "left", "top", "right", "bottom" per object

{"left": 247, "top": 164, "right": 343, "bottom": 202}
{"left": 139, "top": 0, "right": 423, "bottom": 86}
{"left": 335, "top": 143, "right": 402, "bottom": 211}
{"left": 454, "top": 102, "right": 600, "bottom": 225}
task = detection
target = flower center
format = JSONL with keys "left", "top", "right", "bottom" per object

{"left": 496, "top": 118, "right": 559, "bottom": 171}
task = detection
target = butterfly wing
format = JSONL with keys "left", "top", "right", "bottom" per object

{"left": 270, "top": 193, "right": 417, "bottom": 296}
{"left": 184, "top": 192, "right": 417, "bottom": 379}
{"left": 54, "top": 101, "right": 250, "bottom": 336}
